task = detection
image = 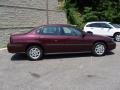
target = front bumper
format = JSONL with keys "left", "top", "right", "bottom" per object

{"left": 7, "top": 43, "right": 26, "bottom": 53}
{"left": 107, "top": 42, "right": 116, "bottom": 51}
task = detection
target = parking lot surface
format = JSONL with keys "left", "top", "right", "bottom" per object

{"left": 0, "top": 43, "right": 120, "bottom": 90}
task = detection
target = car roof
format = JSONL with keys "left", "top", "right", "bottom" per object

{"left": 41, "top": 24, "right": 75, "bottom": 27}
{"left": 86, "top": 21, "right": 110, "bottom": 24}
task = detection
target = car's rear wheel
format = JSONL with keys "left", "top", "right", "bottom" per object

{"left": 114, "top": 33, "right": 120, "bottom": 42}
{"left": 27, "top": 46, "right": 43, "bottom": 60}
{"left": 92, "top": 42, "right": 106, "bottom": 56}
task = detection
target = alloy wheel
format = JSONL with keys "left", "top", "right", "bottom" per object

{"left": 27, "top": 46, "right": 43, "bottom": 60}
{"left": 92, "top": 42, "right": 106, "bottom": 56}
{"left": 115, "top": 34, "right": 120, "bottom": 42}
{"left": 95, "top": 44, "right": 105, "bottom": 55}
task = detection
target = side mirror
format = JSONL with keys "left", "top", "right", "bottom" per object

{"left": 109, "top": 27, "right": 113, "bottom": 29}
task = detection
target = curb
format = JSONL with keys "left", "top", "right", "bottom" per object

{"left": 0, "top": 48, "right": 7, "bottom": 51}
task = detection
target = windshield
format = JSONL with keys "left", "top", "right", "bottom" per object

{"left": 110, "top": 23, "right": 120, "bottom": 28}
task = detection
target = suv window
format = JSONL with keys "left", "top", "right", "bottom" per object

{"left": 41, "top": 26, "right": 61, "bottom": 35}
{"left": 86, "top": 23, "right": 101, "bottom": 27}
{"left": 99, "top": 23, "right": 112, "bottom": 28}
{"left": 110, "top": 23, "right": 120, "bottom": 28}
{"left": 62, "top": 27, "right": 82, "bottom": 36}
{"left": 86, "top": 23, "right": 112, "bottom": 28}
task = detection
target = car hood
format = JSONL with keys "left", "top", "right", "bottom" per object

{"left": 86, "top": 34, "right": 112, "bottom": 41}
{"left": 115, "top": 28, "right": 120, "bottom": 30}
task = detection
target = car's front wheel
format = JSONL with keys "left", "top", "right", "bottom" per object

{"left": 114, "top": 33, "right": 120, "bottom": 42}
{"left": 27, "top": 46, "right": 43, "bottom": 60}
{"left": 92, "top": 42, "right": 106, "bottom": 56}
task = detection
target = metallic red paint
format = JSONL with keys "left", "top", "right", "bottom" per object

{"left": 7, "top": 24, "right": 116, "bottom": 54}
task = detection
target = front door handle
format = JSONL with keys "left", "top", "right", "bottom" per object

{"left": 54, "top": 40, "right": 58, "bottom": 42}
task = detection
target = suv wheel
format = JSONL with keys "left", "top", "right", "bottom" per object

{"left": 27, "top": 46, "right": 43, "bottom": 60}
{"left": 114, "top": 33, "right": 120, "bottom": 42}
{"left": 92, "top": 42, "right": 106, "bottom": 56}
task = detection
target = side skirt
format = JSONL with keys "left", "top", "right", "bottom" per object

{"left": 45, "top": 51, "right": 91, "bottom": 55}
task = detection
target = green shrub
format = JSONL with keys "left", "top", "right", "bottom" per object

{"left": 63, "top": 0, "right": 120, "bottom": 28}
{"left": 83, "top": 7, "right": 99, "bottom": 22}
{"left": 63, "top": 0, "right": 84, "bottom": 28}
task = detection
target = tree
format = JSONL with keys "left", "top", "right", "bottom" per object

{"left": 64, "top": 0, "right": 120, "bottom": 28}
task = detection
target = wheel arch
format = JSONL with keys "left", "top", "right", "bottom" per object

{"left": 93, "top": 40, "right": 108, "bottom": 50}
{"left": 25, "top": 43, "right": 44, "bottom": 52}
{"left": 113, "top": 32, "right": 120, "bottom": 37}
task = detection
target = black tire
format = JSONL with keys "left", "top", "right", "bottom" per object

{"left": 114, "top": 33, "right": 120, "bottom": 42}
{"left": 92, "top": 42, "right": 106, "bottom": 56}
{"left": 26, "top": 46, "right": 43, "bottom": 61}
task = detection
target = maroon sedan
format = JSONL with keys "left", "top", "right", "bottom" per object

{"left": 7, "top": 24, "right": 116, "bottom": 60}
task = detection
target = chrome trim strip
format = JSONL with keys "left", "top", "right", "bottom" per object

{"left": 46, "top": 44, "right": 91, "bottom": 46}
{"left": 45, "top": 51, "right": 91, "bottom": 55}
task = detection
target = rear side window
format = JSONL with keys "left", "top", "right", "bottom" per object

{"left": 86, "top": 23, "right": 112, "bottom": 28}
{"left": 86, "top": 23, "right": 101, "bottom": 27}
{"left": 41, "top": 26, "right": 61, "bottom": 35}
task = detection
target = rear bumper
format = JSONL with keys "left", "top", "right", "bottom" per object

{"left": 7, "top": 43, "right": 26, "bottom": 53}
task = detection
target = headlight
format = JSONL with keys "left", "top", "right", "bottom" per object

{"left": 108, "top": 38, "right": 115, "bottom": 43}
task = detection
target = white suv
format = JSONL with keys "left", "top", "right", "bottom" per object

{"left": 84, "top": 21, "right": 120, "bottom": 41}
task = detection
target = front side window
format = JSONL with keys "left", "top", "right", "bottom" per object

{"left": 62, "top": 27, "right": 82, "bottom": 36}
{"left": 99, "top": 23, "right": 112, "bottom": 28}
{"left": 41, "top": 26, "right": 61, "bottom": 35}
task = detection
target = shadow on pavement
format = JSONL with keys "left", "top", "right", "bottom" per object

{"left": 11, "top": 52, "right": 114, "bottom": 61}
{"left": 11, "top": 53, "right": 28, "bottom": 61}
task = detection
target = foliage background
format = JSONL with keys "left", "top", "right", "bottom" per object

{"left": 63, "top": 0, "right": 120, "bottom": 28}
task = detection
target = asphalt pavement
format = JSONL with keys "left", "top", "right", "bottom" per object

{"left": 0, "top": 43, "right": 120, "bottom": 90}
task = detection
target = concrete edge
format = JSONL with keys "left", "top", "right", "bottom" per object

{"left": 0, "top": 48, "right": 7, "bottom": 51}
